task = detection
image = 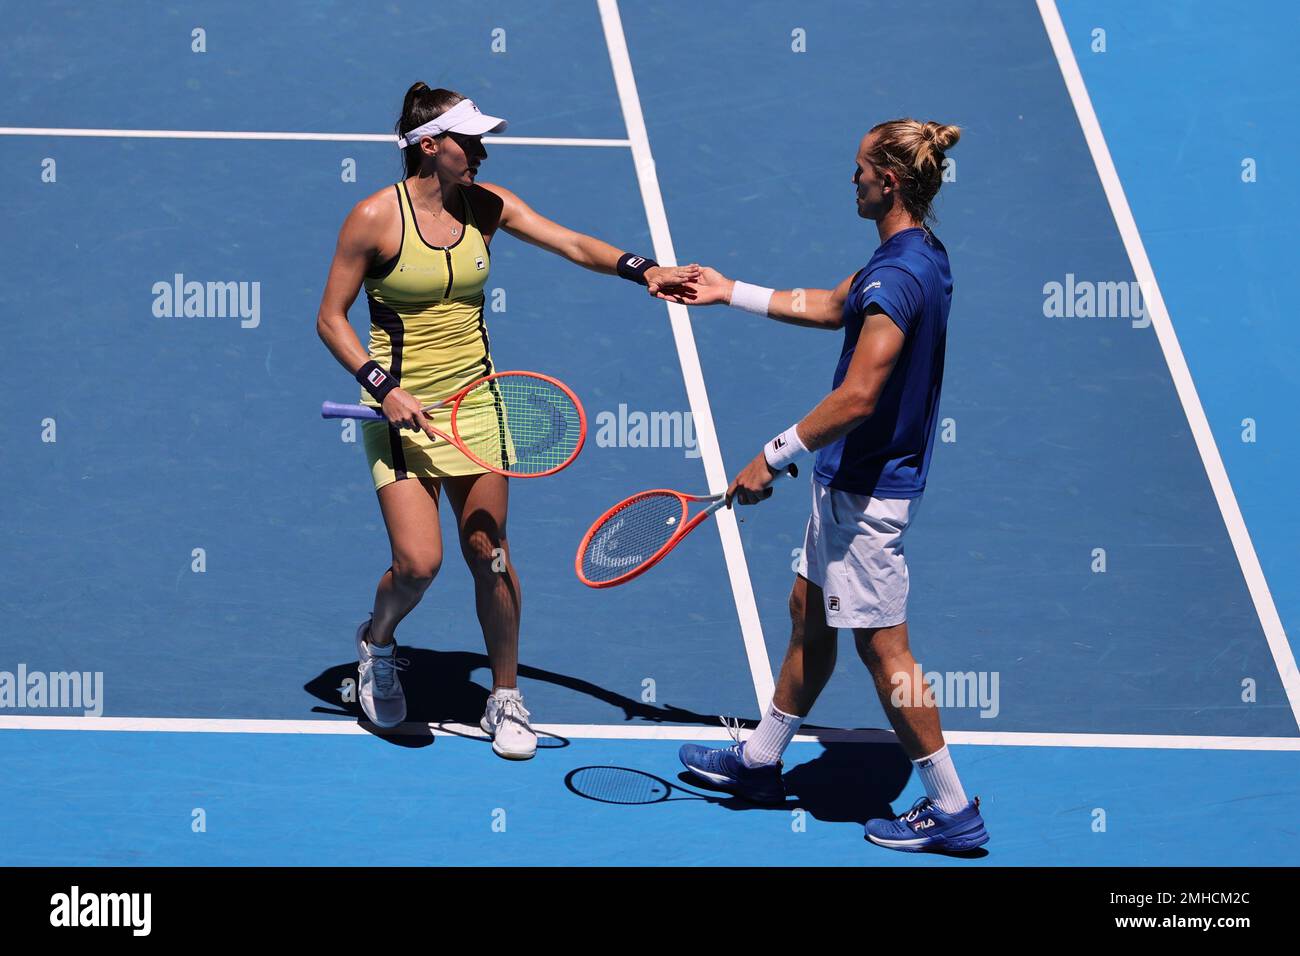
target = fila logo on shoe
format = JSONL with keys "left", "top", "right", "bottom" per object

{"left": 914, "top": 818, "right": 936, "bottom": 832}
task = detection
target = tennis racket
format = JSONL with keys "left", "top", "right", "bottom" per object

{"left": 574, "top": 464, "right": 797, "bottom": 588}
{"left": 322, "top": 370, "right": 586, "bottom": 478}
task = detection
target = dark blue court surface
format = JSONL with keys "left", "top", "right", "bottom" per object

{"left": 2, "top": 0, "right": 1297, "bottom": 866}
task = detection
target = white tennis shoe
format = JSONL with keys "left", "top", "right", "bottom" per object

{"left": 355, "top": 619, "right": 408, "bottom": 729}
{"left": 479, "top": 688, "right": 537, "bottom": 760}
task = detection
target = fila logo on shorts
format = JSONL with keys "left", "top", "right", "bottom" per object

{"left": 828, "top": 596, "right": 840, "bottom": 611}
{"left": 367, "top": 368, "right": 388, "bottom": 388}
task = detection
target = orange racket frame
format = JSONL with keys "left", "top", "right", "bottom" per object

{"left": 574, "top": 488, "right": 725, "bottom": 588}
{"left": 322, "top": 370, "right": 586, "bottom": 479}
{"left": 574, "top": 465, "right": 797, "bottom": 588}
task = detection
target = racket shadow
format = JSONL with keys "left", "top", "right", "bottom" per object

{"left": 565, "top": 766, "right": 760, "bottom": 810}
{"left": 563, "top": 740, "right": 920, "bottom": 824}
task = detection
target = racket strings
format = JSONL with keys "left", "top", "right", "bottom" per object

{"left": 580, "top": 493, "right": 687, "bottom": 584}
{"left": 568, "top": 767, "right": 670, "bottom": 805}
{"left": 455, "top": 375, "right": 582, "bottom": 476}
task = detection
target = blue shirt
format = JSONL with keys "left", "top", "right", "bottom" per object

{"left": 813, "top": 228, "right": 952, "bottom": 498}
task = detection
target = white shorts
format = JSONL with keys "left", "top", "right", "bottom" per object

{"left": 795, "top": 481, "right": 922, "bottom": 629}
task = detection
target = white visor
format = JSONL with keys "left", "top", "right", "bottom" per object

{"left": 400, "top": 99, "right": 507, "bottom": 147}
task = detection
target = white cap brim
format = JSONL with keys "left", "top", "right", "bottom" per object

{"left": 447, "top": 112, "right": 507, "bottom": 136}
{"left": 401, "top": 99, "right": 508, "bottom": 146}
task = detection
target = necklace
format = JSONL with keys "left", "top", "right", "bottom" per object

{"left": 437, "top": 208, "right": 461, "bottom": 238}
{"left": 411, "top": 187, "right": 461, "bottom": 239}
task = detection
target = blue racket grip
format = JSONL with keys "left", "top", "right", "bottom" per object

{"left": 321, "top": 402, "right": 385, "bottom": 421}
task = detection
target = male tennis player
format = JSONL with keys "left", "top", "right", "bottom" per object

{"left": 663, "top": 120, "right": 989, "bottom": 851}
{"left": 317, "top": 84, "right": 696, "bottom": 758}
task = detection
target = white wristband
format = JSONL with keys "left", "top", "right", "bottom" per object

{"left": 730, "top": 280, "right": 774, "bottom": 315}
{"left": 764, "top": 424, "right": 808, "bottom": 472}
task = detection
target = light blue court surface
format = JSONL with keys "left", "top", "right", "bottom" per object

{"left": 1, "top": 0, "right": 1297, "bottom": 865}
{"left": 3, "top": 731, "right": 1297, "bottom": 867}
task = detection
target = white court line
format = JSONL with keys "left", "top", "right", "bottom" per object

{"left": 597, "top": 0, "right": 777, "bottom": 711}
{"left": 2, "top": 716, "right": 1299, "bottom": 751}
{"left": 1037, "top": 1, "right": 1300, "bottom": 732}
{"left": 0, "top": 126, "right": 630, "bottom": 148}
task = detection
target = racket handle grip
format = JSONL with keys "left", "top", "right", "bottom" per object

{"left": 321, "top": 402, "right": 385, "bottom": 421}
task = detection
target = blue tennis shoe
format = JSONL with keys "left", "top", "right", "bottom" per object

{"left": 678, "top": 741, "right": 786, "bottom": 804}
{"left": 865, "top": 796, "right": 990, "bottom": 852}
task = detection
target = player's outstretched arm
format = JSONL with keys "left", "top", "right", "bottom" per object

{"left": 480, "top": 180, "right": 699, "bottom": 295}
{"left": 656, "top": 266, "right": 857, "bottom": 330}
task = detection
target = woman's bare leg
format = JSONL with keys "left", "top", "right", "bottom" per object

{"left": 370, "top": 477, "right": 444, "bottom": 646}
{"left": 443, "top": 472, "right": 520, "bottom": 688}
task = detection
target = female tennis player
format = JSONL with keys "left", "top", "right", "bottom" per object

{"left": 663, "top": 120, "right": 989, "bottom": 851}
{"left": 317, "top": 83, "right": 698, "bottom": 758}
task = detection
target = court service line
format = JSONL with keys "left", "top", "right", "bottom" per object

{"left": 0, "top": 126, "right": 630, "bottom": 148}
{"left": 1037, "top": 0, "right": 1300, "bottom": 731}
{"left": 3, "top": 715, "right": 1299, "bottom": 751}
{"left": 596, "top": 0, "right": 777, "bottom": 711}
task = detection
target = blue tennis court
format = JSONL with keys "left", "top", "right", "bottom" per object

{"left": 2, "top": 0, "right": 1297, "bottom": 866}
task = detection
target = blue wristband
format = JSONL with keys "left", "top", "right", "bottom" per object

{"left": 356, "top": 360, "right": 397, "bottom": 404}
{"left": 616, "top": 252, "right": 658, "bottom": 285}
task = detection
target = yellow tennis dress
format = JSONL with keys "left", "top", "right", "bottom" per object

{"left": 361, "top": 181, "right": 496, "bottom": 489}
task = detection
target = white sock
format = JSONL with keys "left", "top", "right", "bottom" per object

{"left": 742, "top": 704, "right": 803, "bottom": 768}
{"left": 492, "top": 687, "right": 521, "bottom": 699}
{"left": 914, "top": 745, "right": 968, "bottom": 813}
{"left": 367, "top": 638, "right": 393, "bottom": 656}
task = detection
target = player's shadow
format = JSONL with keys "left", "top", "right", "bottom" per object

{"left": 568, "top": 739, "right": 986, "bottom": 854}
{"left": 678, "top": 742, "right": 989, "bottom": 856}
{"left": 304, "top": 648, "right": 728, "bottom": 749}
{"left": 665, "top": 739, "right": 912, "bottom": 824}
{"left": 782, "top": 740, "right": 913, "bottom": 823}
